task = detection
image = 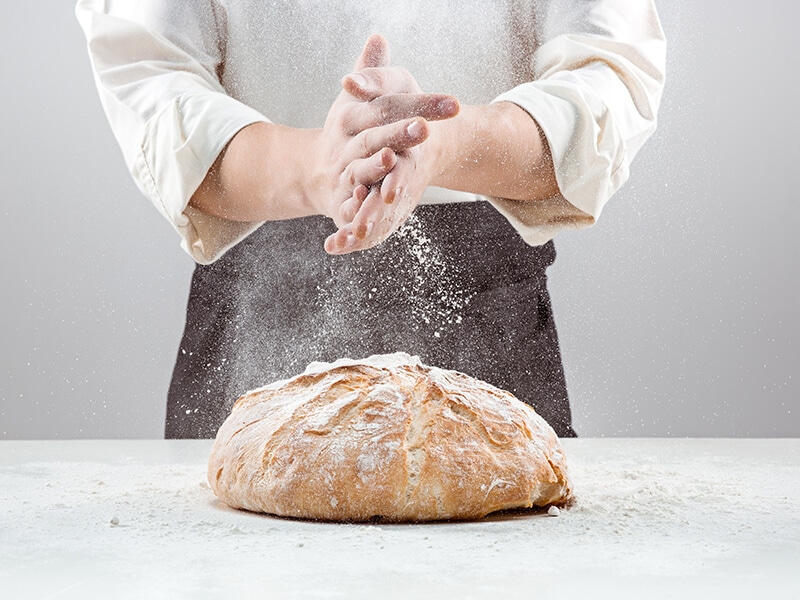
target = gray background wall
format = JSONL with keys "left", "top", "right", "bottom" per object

{"left": 1, "top": 2, "right": 797, "bottom": 439}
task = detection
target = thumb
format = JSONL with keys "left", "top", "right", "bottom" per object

{"left": 353, "top": 34, "right": 390, "bottom": 70}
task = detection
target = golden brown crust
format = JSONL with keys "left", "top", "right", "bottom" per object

{"left": 208, "top": 357, "right": 573, "bottom": 522}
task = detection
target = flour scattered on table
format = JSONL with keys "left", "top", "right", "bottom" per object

{"left": 3, "top": 439, "right": 799, "bottom": 595}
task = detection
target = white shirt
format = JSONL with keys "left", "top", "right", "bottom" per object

{"left": 76, "top": 0, "right": 666, "bottom": 264}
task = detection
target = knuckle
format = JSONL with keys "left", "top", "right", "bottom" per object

{"left": 371, "top": 69, "right": 385, "bottom": 90}
{"left": 339, "top": 112, "right": 360, "bottom": 136}
{"left": 363, "top": 67, "right": 390, "bottom": 94}
{"left": 377, "top": 103, "right": 389, "bottom": 125}
{"left": 357, "top": 133, "right": 371, "bottom": 157}
{"left": 333, "top": 109, "right": 349, "bottom": 130}
{"left": 343, "top": 163, "right": 357, "bottom": 186}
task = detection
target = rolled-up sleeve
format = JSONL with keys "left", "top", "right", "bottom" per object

{"left": 76, "top": 0, "right": 269, "bottom": 263}
{"left": 491, "top": 0, "right": 666, "bottom": 245}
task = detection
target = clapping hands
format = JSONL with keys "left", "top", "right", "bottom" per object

{"left": 320, "top": 35, "right": 459, "bottom": 255}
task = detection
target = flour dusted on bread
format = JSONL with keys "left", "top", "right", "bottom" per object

{"left": 208, "top": 353, "right": 573, "bottom": 522}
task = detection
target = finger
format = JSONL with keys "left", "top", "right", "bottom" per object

{"left": 328, "top": 180, "right": 368, "bottom": 228}
{"left": 326, "top": 180, "right": 416, "bottom": 254}
{"left": 340, "top": 147, "right": 397, "bottom": 190}
{"left": 324, "top": 223, "right": 366, "bottom": 255}
{"left": 381, "top": 151, "right": 425, "bottom": 213}
{"left": 349, "top": 117, "right": 429, "bottom": 161}
{"left": 326, "top": 186, "right": 387, "bottom": 254}
{"left": 337, "top": 186, "right": 367, "bottom": 225}
{"left": 344, "top": 93, "right": 459, "bottom": 132}
{"left": 349, "top": 186, "right": 392, "bottom": 243}
{"left": 324, "top": 224, "right": 353, "bottom": 255}
{"left": 342, "top": 65, "right": 417, "bottom": 101}
{"left": 351, "top": 184, "right": 417, "bottom": 251}
{"left": 380, "top": 159, "right": 411, "bottom": 205}
{"left": 353, "top": 34, "right": 390, "bottom": 71}
{"left": 354, "top": 183, "right": 370, "bottom": 203}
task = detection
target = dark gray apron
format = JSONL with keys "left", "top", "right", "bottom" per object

{"left": 166, "top": 201, "right": 576, "bottom": 438}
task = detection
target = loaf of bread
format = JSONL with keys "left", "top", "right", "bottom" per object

{"left": 208, "top": 354, "right": 573, "bottom": 522}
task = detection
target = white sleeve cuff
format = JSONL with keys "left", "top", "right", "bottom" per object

{"left": 132, "top": 92, "right": 269, "bottom": 264}
{"left": 494, "top": 64, "right": 634, "bottom": 226}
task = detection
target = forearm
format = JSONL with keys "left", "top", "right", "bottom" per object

{"left": 427, "top": 102, "right": 559, "bottom": 202}
{"left": 190, "top": 122, "right": 323, "bottom": 222}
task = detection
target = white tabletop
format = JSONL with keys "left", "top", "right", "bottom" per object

{"left": 1, "top": 438, "right": 798, "bottom": 599}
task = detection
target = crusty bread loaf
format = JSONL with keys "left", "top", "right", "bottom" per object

{"left": 208, "top": 354, "right": 573, "bottom": 522}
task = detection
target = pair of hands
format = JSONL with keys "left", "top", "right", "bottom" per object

{"left": 312, "top": 35, "right": 460, "bottom": 255}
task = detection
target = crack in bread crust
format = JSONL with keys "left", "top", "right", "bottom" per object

{"left": 403, "top": 373, "right": 434, "bottom": 508}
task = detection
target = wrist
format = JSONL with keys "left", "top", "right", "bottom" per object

{"left": 426, "top": 105, "right": 476, "bottom": 190}
{"left": 298, "top": 127, "right": 331, "bottom": 217}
